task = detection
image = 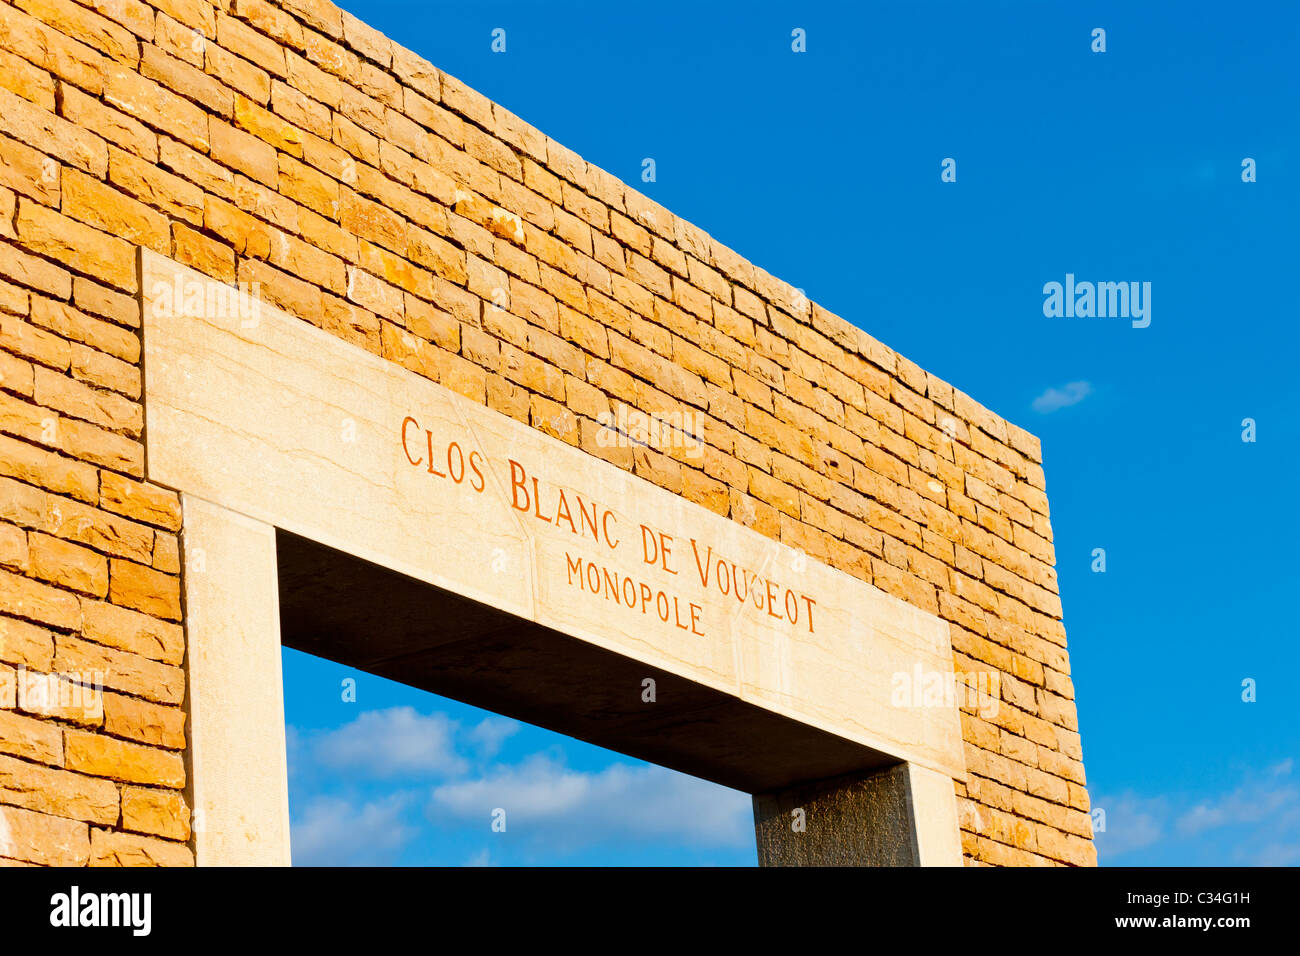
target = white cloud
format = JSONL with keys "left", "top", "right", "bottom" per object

{"left": 1175, "top": 767, "right": 1299, "bottom": 837}
{"left": 1093, "top": 792, "right": 1168, "bottom": 858}
{"left": 1032, "top": 380, "right": 1093, "bottom": 414}
{"left": 1253, "top": 842, "right": 1300, "bottom": 866}
{"left": 429, "top": 754, "right": 751, "bottom": 851}
{"left": 1096, "top": 759, "right": 1300, "bottom": 864}
{"left": 467, "top": 716, "right": 521, "bottom": 759}
{"left": 288, "top": 707, "right": 753, "bottom": 861}
{"left": 290, "top": 794, "right": 416, "bottom": 866}
{"left": 310, "top": 707, "right": 468, "bottom": 778}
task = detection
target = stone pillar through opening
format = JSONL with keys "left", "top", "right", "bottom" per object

{"left": 753, "top": 763, "right": 962, "bottom": 866}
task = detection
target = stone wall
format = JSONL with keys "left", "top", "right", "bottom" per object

{"left": 0, "top": 0, "right": 1094, "bottom": 865}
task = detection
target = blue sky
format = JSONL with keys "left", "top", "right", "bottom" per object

{"left": 282, "top": 0, "right": 1300, "bottom": 865}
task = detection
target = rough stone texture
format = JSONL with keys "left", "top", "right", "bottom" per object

{"left": 0, "top": 0, "right": 1093, "bottom": 865}
{"left": 754, "top": 765, "right": 918, "bottom": 866}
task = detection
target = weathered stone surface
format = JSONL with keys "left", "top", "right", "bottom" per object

{"left": 0, "top": 566, "right": 81, "bottom": 630}
{"left": 15, "top": 200, "right": 136, "bottom": 294}
{"left": 755, "top": 765, "right": 922, "bottom": 866}
{"left": 0, "top": 804, "right": 90, "bottom": 865}
{"left": 120, "top": 785, "right": 189, "bottom": 840}
{"left": 80, "top": 599, "right": 184, "bottom": 665}
{"left": 102, "top": 691, "right": 185, "bottom": 749}
{"left": 98, "top": 473, "right": 182, "bottom": 531}
{"left": 64, "top": 728, "right": 185, "bottom": 787}
{"left": 55, "top": 633, "right": 185, "bottom": 705}
{"left": 0, "top": 753, "right": 118, "bottom": 824}
{"left": 89, "top": 827, "right": 192, "bottom": 866}
{"left": 0, "top": 707, "right": 63, "bottom": 764}
{"left": 0, "top": 614, "right": 55, "bottom": 670}
{"left": 107, "top": 558, "right": 180, "bottom": 620}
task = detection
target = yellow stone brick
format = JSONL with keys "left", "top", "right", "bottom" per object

{"left": 170, "top": 221, "right": 235, "bottom": 283}
{"left": 0, "top": 804, "right": 89, "bottom": 865}
{"left": 0, "top": 187, "right": 13, "bottom": 242}
{"left": 0, "top": 3, "right": 107, "bottom": 96}
{"left": 436, "top": 349, "right": 486, "bottom": 403}
{"left": 346, "top": 266, "right": 404, "bottom": 319}
{"left": 151, "top": 532, "right": 178, "bottom": 573}
{"left": 210, "top": 115, "right": 279, "bottom": 187}
{"left": 529, "top": 394, "right": 578, "bottom": 446}
{"left": 681, "top": 468, "right": 730, "bottom": 517}
{"left": 16, "top": 200, "right": 135, "bottom": 294}
{"left": 103, "top": 63, "right": 208, "bottom": 151}
{"left": 0, "top": 86, "right": 107, "bottom": 182}
{"left": 339, "top": 84, "right": 385, "bottom": 138}
{"left": 0, "top": 521, "right": 26, "bottom": 569}
{"left": 402, "top": 294, "right": 457, "bottom": 352}
{"left": 97, "top": 474, "right": 179, "bottom": 533}
{"left": 140, "top": 43, "right": 231, "bottom": 116}
{"left": 69, "top": 279, "right": 135, "bottom": 333}
{"left": 14, "top": 0, "right": 140, "bottom": 65}
{"left": 0, "top": 706, "right": 63, "bottom": 764}
{"left": 16, "top": 664, "right": 103, "bottom": 725}
{"left": 285, "top": 49, "right": 341, "bottom": 109}
{"left": 440, "top": 71, "right": 494, "bottom": 129}
{"left": 339, "top": 188, "right": 406, "bottom": 253}
{"left": 55, "top": 633, "right": 184, "bottom": 705}
{"left": 0, "top": 130, "right": 59, "bottom": 207}
{"left": 0, "top": 613, "right": 54, "bottom": 671}
{"left": 0, "top": 347, "right": 34, "bottom": 399}
{"left": 34, "top": 366, "right": 141, "bottom": 438}
{"left": 0, "top": 440, "right": 90, "bottom": 511}
{"left": 216, "top": 11, "right": 286, "bottom": 77}
{"left": 80, "top": 599, "right": 182, "bottom": 666}
{"left": 459, "top": 326, "right": 501, "bottom": 372}
{"left": 58, "top": 418, "right": 144, "bottom": 475}
{"left": 408, "top": 227, "right": 467, "bottom": 285}
{"left": 102, "top": 691, "right": 185, "bottom": 748}
{"left": 27, "top": 532, "right": 107, "bottom": 596}
{"left": 121, "top": 785, "right": 190, "bottom": 841}
{"left": 392, "top": 43, "right": 440, "bottom": 100}
{"left": 156, "top": 133, "right": 232, "bottom": 202}
{"left": 0, "top": 46, "right": 57, "bottom": 111}
{"left": 319, "top": 294, "right": 378, "bottom": 350}
{"left": 278, "top": 154, "right": 337, "bottom": 218}
{"left": 378, "top": 320, "right": 439, "bottom": 381}
{"left": 632, "top": 445, "right": 682, "bottom": 494}
{"left": 238, "top": 258, "right": 322, "bottom": 325}
{"left": 154, "top": 11, "right": 204, "bottom": 67}
{"left": 269, "top": 230, "right": 345, "bottom": 294}
{"left": 356, "top": 240, "right": 430, "bottom": 300}
{"left": 89, "top": 827, "right": 193, "bottom": 866}
{"left": 204, "top": 195, "right": 271, "bottom": 260}
{"left": 65, "top": 728, "right": 185, "bottom": 787}
{"left": 0, "top": 752, "right": 118, "bottom": 823}
{"left": 108, "top": 559, "right": 180, "bottom": 621}
{"left": 207, "top": 40, "right": 271, "bottom": 104}
{"left": 0, "top": 563, "right": 81, "bottom": 629}
{"left": 485, "top": 371, "right": 529, "bottom": 423}
{"left": 69, "top": 344, "right": 138, "bottom": 401}
{"left": 2, "top": 246, "right": 72, "bottom": 313}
